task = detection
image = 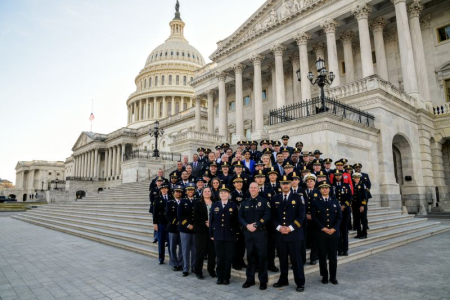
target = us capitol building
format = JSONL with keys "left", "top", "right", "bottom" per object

{"left": 6, "top": 0, "right": 450, "bottom": 213}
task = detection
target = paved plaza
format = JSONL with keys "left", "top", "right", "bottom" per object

{"left": 0, "top": 214, "right": 449, "bottom": 300}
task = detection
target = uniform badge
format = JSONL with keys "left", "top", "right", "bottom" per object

{"left": 214, "top": 207, "right": 219, "bottom": 212}
{"left": 333, "top": 204, "right": 336, "bottom": 207}
{"left": 358, "top": 186, "right": 361, "bottom": 189}
{"left": 275, "top": 202, "right": 280, "bottom": 204}
{"left": 268, "top": 193, "right": 271, "bottom": 197}
{"left": 267, "top": 202, "right": 271, "bottom": 208}
{"left": 278, "top": 188, "right": 281, "bottom": 192}
{"left": 314, "top": 193, "right": 318, "bottom": 197}
{"left": 245, "top": 206, "right": 249, "bottom": 208}
{"left": 229, "top": 208, "right": 233, "bottom": 212}
{"left": 237, "top": 197, "right": 242, "bottom": 202}
{"left": 292, "top": 200, "right": 296, "bottom": 205}
{"left": 258, "top": 202, "right": 261, "bottom": 207}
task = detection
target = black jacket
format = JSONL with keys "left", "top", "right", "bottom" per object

{"left": 193, "top": 200, "right": 211, "bottom": 234}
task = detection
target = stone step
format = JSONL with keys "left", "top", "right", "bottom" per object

{"left": 32, "top": 208, "right": 152, "bottom": 222}
{"left": 12, "top": 214, "right": 449, "bottom": 284}
{"left": 50, "top": 203, "right": 150, "bottom": 208}
{"left": 38, "top": 206, "right": 151, "bottom": 216}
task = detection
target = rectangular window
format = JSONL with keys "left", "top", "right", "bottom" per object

{"left": 262, "top": 90, "right": 267, "bottom": 101}
{"left": 341, "top": 61, "right": 346, "bottom": 75}
{"left": 445, "top": 79, "right": 450, "bottom": 103}
{"left": 229, "top": 133, "right": 235, "bottom": 143}
{"left": 244, "top": 96, "right": 251, "bottom": 106}
{"left": 245, "top": 129, "right": 252, "bottom": 140}
{"left": 437, "top": 24, "right": 450, "bottom": 43}
{"left": 215, "top": 105, "right": 219, "bottom": 116}
{"left": 229, "top": 101, "right": 235, "bottom": 111}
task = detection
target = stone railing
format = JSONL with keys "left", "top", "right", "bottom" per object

{"left": 432, "top": 103, "right": 450, "bottom": 116}
{"left": 128, "top": 85, "right": 194, "bottom": 100}
{"left": 327, "top": 75, "right": 417, "bottom": 108}
{"left": 172, "top": 131, "right": 226, "bottom": 143}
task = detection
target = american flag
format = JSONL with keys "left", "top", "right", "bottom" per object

{"left": 89, "top": 112, "right": 95, "bottom": 121}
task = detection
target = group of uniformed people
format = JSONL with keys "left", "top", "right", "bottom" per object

{"left": 149, "top": 136, "right": 371, "bottom": 292}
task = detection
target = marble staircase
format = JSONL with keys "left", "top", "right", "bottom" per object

{"left": 12, "top": 181, "right": 450, "bottom": 283}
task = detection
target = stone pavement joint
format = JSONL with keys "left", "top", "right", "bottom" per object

{"left": 0, "top": 217, "right": 450, "bottom": 300}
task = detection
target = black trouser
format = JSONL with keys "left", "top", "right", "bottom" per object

{"left": 233, "top": 228, "right": 246, "bottom": 268}
{"left": 353, "top": 204, "right": 368, "bottom": 237}
{"left": 214, "top": 240, "right": 235, "bottom": 281}
{"left": 276, "top": 240, "right": 305, "bottom": 287}
{"left": 316, "top": 232, "right": 339, "bottom": 280}
{"left": 194, "top": 232, "right": 216, "bottom": 276}
{"left": 267, "top": 226, "right": 276, "bottom": 268}
{"left": 244, "top": 230, "right": 268, "bottom": 284}
{"left": 338, "top": 208, "right": 351, "bottom": 253}
{"left": 306, "top": 219, "right": 318, "bottom": 261}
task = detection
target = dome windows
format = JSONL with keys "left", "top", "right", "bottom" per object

{"left": 171, "top": 51, "right": 174, "bottom": 56}
{"left": 155, "top": 76, "right": 158, "bottom": 86}
{"left": 149, "top": 77, "right": 152, "bottom": 87}
{"left": 183, "top": 76, "right": 187, "bottom": 86}
{"left": 169, "top": 75, "right": 172, "bottom": 85}
{"left": 162, "top": 75, "right": 165, "bottom": 85}
{"left": 176, "top": 75, "right": 180, "bottom": 85}
{"left": 182, "top": 52, "right": 185, "bottom": 56}
{"left": 177, "top": 52, "right": 179, "bottom": 56}
{"left": 165, "top": 52, "right": 168, "bottom": 56}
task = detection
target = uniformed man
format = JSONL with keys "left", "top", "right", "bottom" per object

{"left": 195, "top": 177, "right": 204, "bottom": 198}
{"left": 178, "top": 183, "right": 198, "bottom": 276}
{"left": 304, "top": 174, "right": 319, "bottom": 265}
{"left": 323, "top": 158, "right": 334, "bottom": 179}
{"left": 281, "top": 135, "right": 293, "bottom": 154}
{"left": 239, "top": 182, "right": 271, "bottom": 290}
{"left": 332, "top": 170, "right": 352, "bottom": 256}
{"left": 353, "top": 163, "right": 372, "bottom": 199}
{"left": 153, "top": 182, "right": 173, "bottom": 265}
{"left": 170, "top": 173, "right": 180, "bottom": 190}
{"left": 218, "top": 162, "right": 232, "bottom": 187}
{"left": 311, "top": 182, "right": 342, "bottom": 285}
{"left": 271, "top": 176, "right": 306, "bottom": 292}
{"left": 267, "top": 167, "right": 281, "bottom": 193}
{"left": 330, "top": 159, "right": 354, "bottom": 194}
{"left": 231, "top": 161, "right": 250, "bottom": 191}
{"left": 209, "top": 184, "right": 240, "bottom": 285}
{"left": 165, "top": 185, "right": 184, "bottom": 271}
{"left": 197, "top": 147, "right": 207, "bottom": 163}
{"left": 230, "top": 176, "right": 247, "bottom": 271}
{"left": 352, "top": 173, "right": 369, "bottom": 239}
{"left": 150, "top": 176, "right": 164, "bottom": 243}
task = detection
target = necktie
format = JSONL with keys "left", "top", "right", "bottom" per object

{"left": 164, "top": 196, "right": 167, "bottom": 201}
{"left": 194, "top": 162, "right": 197, "bottom": 168}
{"left": 272, "top": 184, "right": 275, "bottom": 189}
{"left": 284, "top": 195, "right": 287, "bottom": 202}
{"left": 260, "top": 188, "right": 263, "bottom": 192}
{"left": 293, "top": 189, "right": 296, "bottom": 194}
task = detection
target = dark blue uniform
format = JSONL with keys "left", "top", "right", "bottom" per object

{"left": 209, "top": 201, "right": 240, "bottom": 283}
{"left": 165, "top": 199, "right": 183, "bottom": 268}
{"left": 311, "top": 196, "right": 342, "bottom": 281}
{"left": 304, "top": 188, "right": 320, "bottom": 263}
{"left": 238, "top": 195, "right": 271, "bottom": 284}
{"left": 153, "top": 193, "right": 173, "bottom": 263}
{"left": 353, "top": 181, "right": 369, "bottom": 238}
{"left": 360, "top": 172, "right": 372, "bottom": 199}
{"left": 333, "top": 182, "right": 352, "bottom": 254}
{"left": 231, "top": 189, "right": 246, "bottom": 269}
{"left": 270, "top": 192, "right": 306, "bottom": 288}
{"left": 178, "top": 197, "right": 198, "bottom": 274}
{"left": 256, "top": 185, "right": 277, "bottom": 271}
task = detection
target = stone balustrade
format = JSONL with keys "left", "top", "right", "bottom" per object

{"left": 432, "top": 103, "right": 450, "bottom": 116}
{"left": 172, "top": 131, "right": 226, "bottom": 143}
{"left": 327, "top": 75, "right": 417, "bottom": 107}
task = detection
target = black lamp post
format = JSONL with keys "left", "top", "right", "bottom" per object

{"left": 55, "top": 178, "right": 59, "bottom": 190}
{"left": 307, "top": 58, "right": 335, "bottom": 111}
{"left": 41, "top": 181, "right": 44, "bottom": 191}
{"left": 296, "top": 69, "right": 301, "bottom": 82}
{"left": 149, "top": 120, "right": 165, "bottom": 158}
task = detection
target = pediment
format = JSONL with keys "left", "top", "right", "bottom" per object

{"left": 210, "top": 0, "right": 327, "bottom": 61}
{"left": 72, "top": 132, "right": 94, "bottom": 151}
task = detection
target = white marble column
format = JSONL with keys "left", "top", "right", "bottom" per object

{"left": 189, "top": 97, "right": 193, "bottom": 108}
{"left": 80, "top": 154, "right": 84, "bottom": 177}
{"left": 104, "top": 149, "right": 108, "bottom": 179}
{"left": 352, "top": 3, "right": 375, "bottom": 78}
{"left": 295, "top": 32, "right": 312, "bottom": 101}
{"left": 271, "top": 44, "right": 287, "bottom": 108}
{"left": 116, "top": 146, "right": 120, "bottom": 177}
{"left": 145, "top": 99, "right": 149, "bottom": 119}
{"left": 127, "top": 107, "right": 130, "bottom": 124}
{"left": 194, "top": 96, "right": 201, "bottom": 132}
{"left": 269, "top": 63, "right": 277, "bottom": 108}
{"left": 233, "top": 63, "right": 246, "bottom": 142}
{"left": 112, "top": 146, "right": 117, "bottom": 178}
{"left": 250, "top": 54, "right": 266, "bottom": 139}
{"left": 89, "top": 151, "right": 94, "bottom": 178}
{"left": 93, "top": 149, "right": 98, "bottom": 178}
{"left": 340, "top": 31, "right": 355, "bottom": 83}
{"left": 289, "top": 53, "right": 300, "bottom": 103}
{"left": 161, "top": 96, "right": 167, "bottom": 118}
{"left": 391, "top": 0, "right": 420, "bottom": 100}
{"left": 370, "top": 17, "right": 389, "bottom": 81}
{"left": 171, "top": 96, "right": 175, "bottom": 116}
{"left": 207, "top": 90, "right": 215, "bottom": 134}
{"left": 321, "top": 19, "right": 340, "bottom": 87}
{"left": 408, "top": 0, "right": 431, "bottom": 104}
{"left": 217, "top": 72, "right": 228, "bottom": 137}
{"left": 153, "top": 98, "right": 158, "bottom": 119}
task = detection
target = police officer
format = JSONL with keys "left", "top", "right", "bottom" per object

{"left": 152, "top": 182, "right": 173, "bottom": 265}
{"left": 150, "top": 176, "right": 164, "bottom": 243}
{"left": 352, "top": 173, "right": 369, "bottom": 239}
{"left": 165, "top": 185, "right": 184, "bottom": 271}
{"left": 178, "top": 182, "right": 198, "bottom": 276}
{"left": 238, "top": 182, "right": 271, "bottom": 290}
{"left": 304, "top": 174, "right": 319, "bottom": 265}
{"left": 271, "top": 176, "right": 306, "bottom": 292}
{"left": 311, "top": 182, "right": 342, "bottom": 285}
{"left": 353, "top": 163, "right": 372, "bottom": 199}
{"left": 230, "top": 176, "right": 247, "bottom": 270}
{"left": 333, "top": 170, "right": 352, "bottom": 256}
{"left": 209, "top": 184, "right": 240, "bottom": 285}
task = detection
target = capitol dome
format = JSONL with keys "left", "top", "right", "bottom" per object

{"left": 126, "top": 2, "right": 206, "bottom": 129}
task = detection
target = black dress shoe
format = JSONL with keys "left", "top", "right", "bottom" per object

{"left": 233, "top": 266, "right": 242, "bottom": 271}
{"left": 296, "top": 285, "right": 305, "bottom": 292}
{"left": 242, "top": 281, "right": 255, "bottom": 288}
{"left": 153, "top": 240, "right": 158, "bottom": 243}
{"left": 342, "top": 251, "right": 348, "bottom": 256}
{"left": 223, "top": 279, "right": 230, "bottom": 285}
{"left": 269, "top": 266, "right": 279, "bottom": 272}
{"left": 177, "top": 266, "right": 183, "bottom": 271}
{"left": 354, "top": 235, "right": 361, "bottom": 239}
{"left": 182, "top": 272, "right": 189, "bottom": 277}
{"left": 310, "top": 260, "right": 318, "bottom": 265}
{"left": 330, "top": 278, "right": 338, "bottom": 285}
{"left": 259, "top": 283, "right": 267, "bottom": 290}
{"left": 273, "top": 282, "right": 289, "bottom": 288}
{"left": 196, "top": 274, "right": 204, "bottom": 280}
{"left": 159, "top": 261, "right": 164, "bottom": 265}
{"left": 216, "top": 279, "right": 223, "bottom": 285}
{"left": 172, "top": 266, "right": 179, "bottom": 271}
{"left": 338, "top": 252, "right": 343, "bottom": 256}
{"left": 322, "top": 277, "right": 329, "bottom": 284}
{"left": 359, "top": 235, "right": 367, "bottom": 239}
{"left": 209, "top": 272, "right": 217, "bottom": 278}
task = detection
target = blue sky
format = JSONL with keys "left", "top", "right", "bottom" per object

{"left": 0, "top": 0, "right": 265, "bottom": 184}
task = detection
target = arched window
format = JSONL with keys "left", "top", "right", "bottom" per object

{"left": 169, "top": 75, "right": 172, "bottom": 85}
{"left": 155, "top": 76, "right": 158, "bottom": 86}
{"left": 183, "top": 76, "right": 187, "bottom": 86}
{"left": 149, "top": 77, "right": 152, "bottom": 87}
{"left": 190, "top": 77, "right": 193, "bottom": 83}
{"left": 188, "top": 53, "right": 190, "bottom": 58}
{"left": 176, "top": 75, "right": 180, "bottom": 85}
{"left": 171, "top": 51, "right": 174, "bottom": 56}
{"left": 182, "top": 52, "right": 185, "bottom": 56}
{"left": 144, "top": 79, "right": 147, "bottom": 88}
{"left": 162, "top": 75, "right": 165, "bottom": 85}
{"left": 165, "top": 52, "right": 168, "bottom": 56}
{"left": 177, "top": 52, "right": 179, "bottom": 56}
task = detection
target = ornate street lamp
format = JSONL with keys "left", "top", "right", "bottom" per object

{"left": 41, "top": 181, "right": 44, "bottom": 191}
{"left": 55, "top": 178, "right": 59, "bottom": 190}
{"left": 296, "top": 69, "right": 301, "bottom": 82}
{"left": 307, "top": 58, "right": 335, "bottom": 111}
{"left": 149, "top": 120, "right": 165, "bottom": 157}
